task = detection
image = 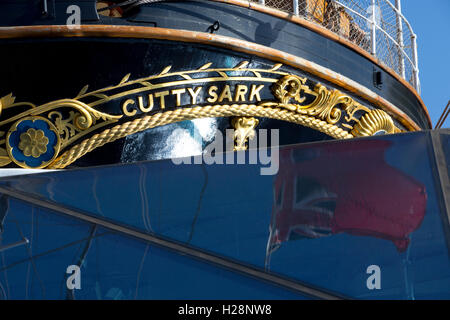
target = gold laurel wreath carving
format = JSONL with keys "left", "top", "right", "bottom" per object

{"left": 269, "top": 75, "right": 373, "bottom": 125}
{"left": 48, "top": 104, "right": 353, "bottom": 169}
{"left": 0, "top": 98, "right": 121, "bottom": 151}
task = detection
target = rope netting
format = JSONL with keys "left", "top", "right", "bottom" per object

{"left": 249, "top": 0, "right": 418, "bottom": 90}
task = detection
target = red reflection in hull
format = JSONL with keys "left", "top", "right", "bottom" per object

{"left": 268, "top": 139, "right": 427, "bottom": 258}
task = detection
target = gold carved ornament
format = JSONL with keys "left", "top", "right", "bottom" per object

{"left": 0, "top": 94, "right": 120, "bottom": 168}
{"left": 19, "top": 128, "right": 49, "bottom": 158}
{"left": 266, "top": 75, "right": 401, "bottom": 136}
{"left": 0, "top": 62, "right": 401, "bottom": 169}
{"left": 231, "top": 117, "right": 260, "bottom": 151}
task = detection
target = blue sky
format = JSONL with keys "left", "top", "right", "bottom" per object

{"left": 402, "top": 0, "right": 450, "bottom": 128}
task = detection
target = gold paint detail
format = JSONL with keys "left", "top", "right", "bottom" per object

{"left": 231, "top": 117, "right": 260, "bottom": 151}
{"left": 0, "top": 98, "right": 121, "bottom": 151}
{"left": 19, "top": 128, "right": 49, "bottom": 158}
{"left": 0, "top": 147, "right": 11, "bottom": 167}
{"left": 272, "top": 75, "right": 308, "bottom": 105}
{"left": 0, "top": 62, "right": 403, "bottom": 169}
{"left": 6, "top": 116, "right": 62, "bottom": 169}
{"left": 268, "top": 75, "right": 400, "bottom": 134}
{"left": 0, "top": 24, "right": 429, "bottom": 130}
{"left": 76, "top": 66, "right": 281, "bottom": 110}
{"left": 351, "top": 109, "right": 397, "bottom": 137}
{"left": 0, "top": 93, "right": 16, "bottom": 114}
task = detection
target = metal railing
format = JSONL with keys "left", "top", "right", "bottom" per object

{"left": 251, "top": 0, "right": 420, "bottom": 92}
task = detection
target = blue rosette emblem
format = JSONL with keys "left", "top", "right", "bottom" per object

{"left": 7, "top": 116, "right": 60, "bottom": 168}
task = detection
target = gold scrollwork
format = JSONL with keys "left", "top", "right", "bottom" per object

{"left": 272, "top": 75, "right": 308, "bottom": 106}
{"left": 269, "top": 74, "right": 400, "bottom": 134}
{"left": 0, "top": 93, "right": 16, "bottom": 115}
{"left": 351, "top": 109, "right": 399, "bottom": 137}
{"left": 297, "top": 84, "right": 344, "bottom": 124}
{"left": 0, "top": 94, "right": 121, "bottom": 168}
{"left": 48, "top": 109, "right": 111, "bottom": 148}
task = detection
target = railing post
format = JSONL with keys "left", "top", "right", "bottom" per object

{"left": 395, "top": 0, "right": 405, "bottom": 79}
{"left": 293, "top": 0, "right": 299, "bottom": 15}
{"left": 411, "top": 33, "right": 420, "bottom": 92}
{"left": 370, "top": 0, "right": 376, "bottom": 56}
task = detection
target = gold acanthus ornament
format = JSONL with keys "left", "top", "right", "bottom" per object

{"left": 269, "top": 75, "right": 401, "bottom": 136}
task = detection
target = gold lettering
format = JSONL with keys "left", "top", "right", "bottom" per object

{"left": 187, "top": 87, "right": 202, "bottom": 104}
{"left": 249, "top": 84, "right": 264, "bottom": 102}
{"left": 234, "top": 85, "right": 248, "bottom": 102}
{"left": 171, "top": 88, "right": 186, "bottom": 107}
{"left": 207, "top": 86, "right": 218, "bottom": 103}
{"left": 122, "top": 99, "right": 137, "bottom": 116}
{"left": 155, "top": 91, "right": 170, "bottom": 109}
{"left": 138, "top": 94, "right": 154, "bottom": 112}
{"left": 218, "top": 85, "right": 233, "bottom": 103}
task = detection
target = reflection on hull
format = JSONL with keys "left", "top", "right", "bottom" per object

{"left": 268, "top": 139, "right": 427, "bottom": 266}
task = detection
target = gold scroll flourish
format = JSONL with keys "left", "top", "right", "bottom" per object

{"left": 0, "top": 96, "right": 121, "bottom": 168}
{"left": 0, "top": 98, "right": 120, "bottom": 128}
{"left": 268, "top": 75, "right": 401, "bottom": 136}
{"left": 48, "top": 104, "right": 353, "bottom": 169}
